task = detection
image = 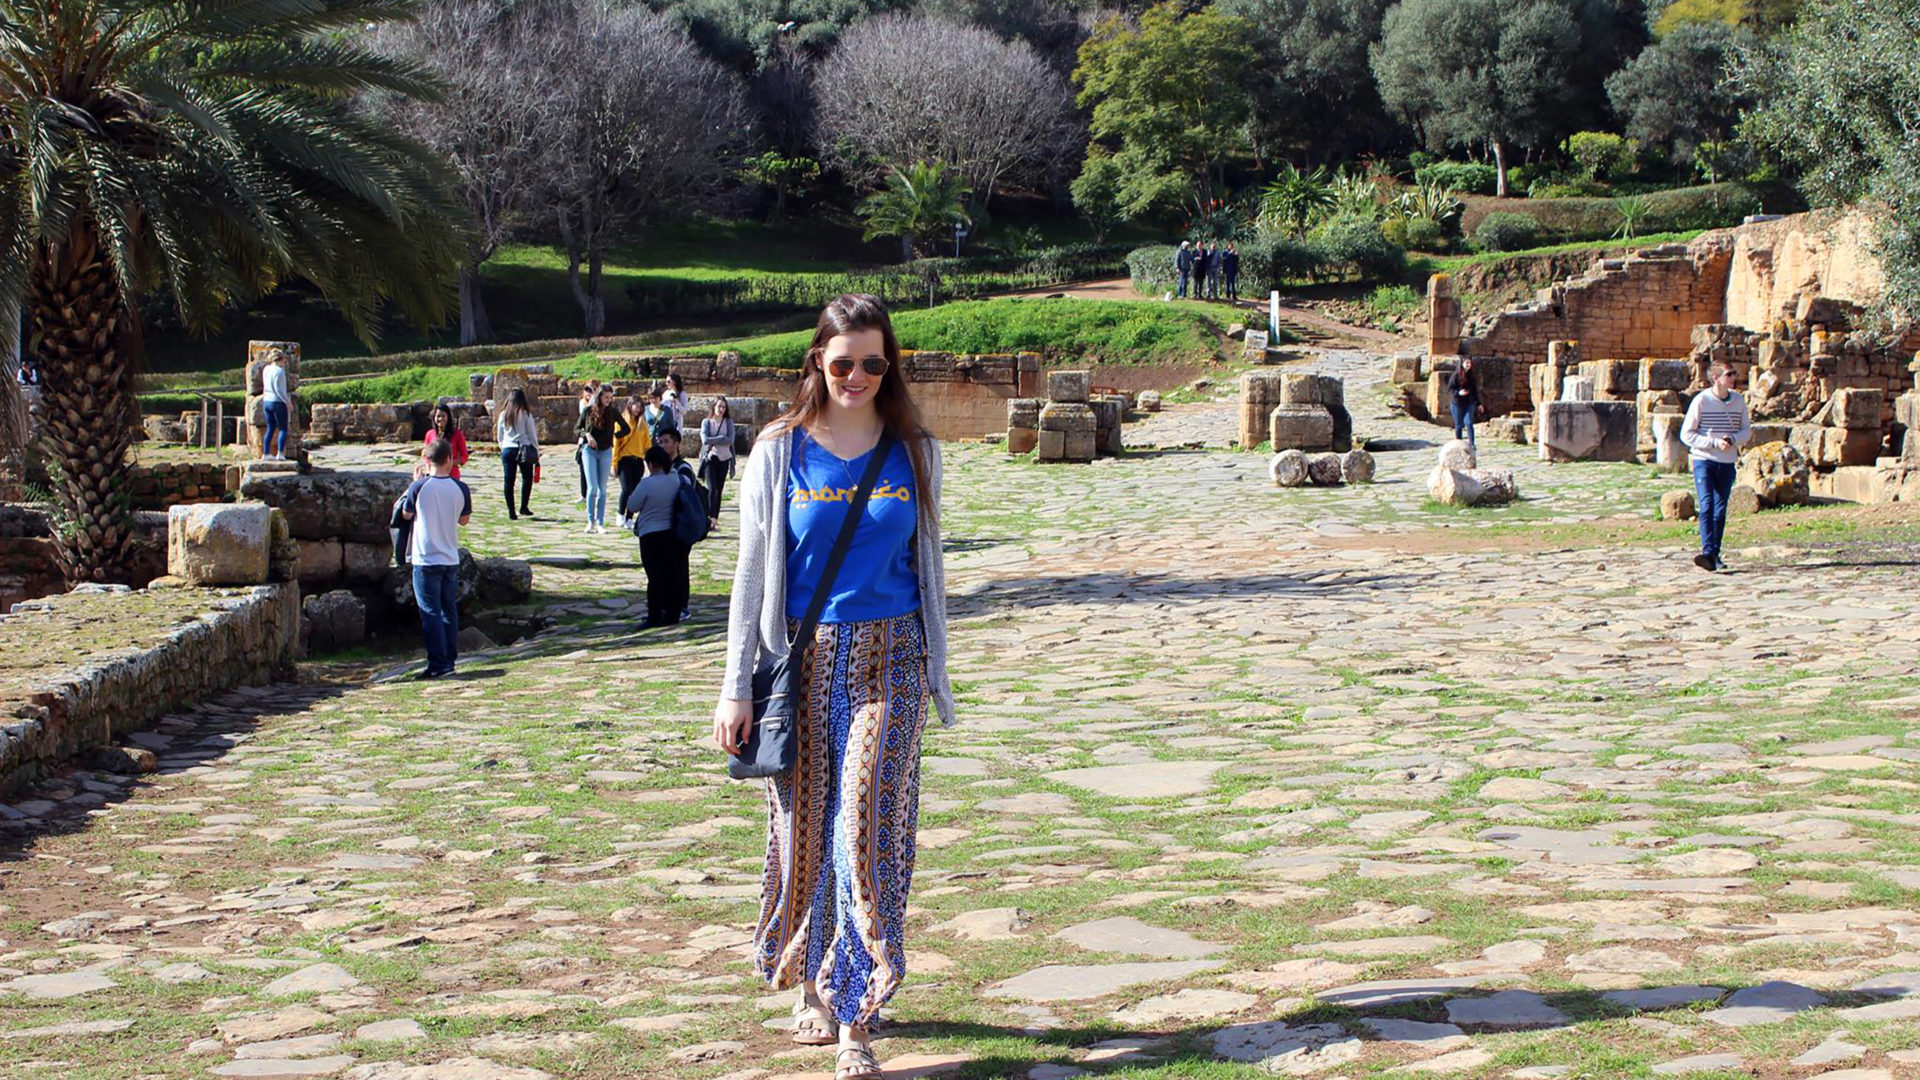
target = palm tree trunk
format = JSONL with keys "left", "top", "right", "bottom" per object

{"left": 28, "top": 224, "right": 136, "bottom": 583}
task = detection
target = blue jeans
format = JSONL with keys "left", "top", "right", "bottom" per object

{"left": 583, "top": 447, "right": 612, "bottom": 525}
{"left": 1176, "top": 270, "right": 1189, "bottom": 298}
{"left": 413, "top": 563, "right": 460, "bottom": 674}
{"left": 1451, "top": 399, "right": 1477, "bottom": 448}
{"left": 262, "top": 399, "right": 289, "bottom": 456}
{"left": 1693, "top": 459, "right": 1736, "bottom": 559}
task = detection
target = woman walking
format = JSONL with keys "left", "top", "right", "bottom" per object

{"left": 574, "top": 380, "right": 599, "bottom": 506}
{"left": 627, "top": 446, "right": 685, "bottom": 628}
{"left": 495, "top": 389, "right": 539, "bottom": 520}
{"left": 615, "top": 395, "right": 653, "bottom": 529}
{"left": 699, "top": 396, "right": 736, "bottom": 529}
{"left": 1448, "top": 357, "right": 1482, "bottom": 450}
{"left": 260, "top": 348, "right": 292, "bottom": 460}
{"left": 575, "top": 384, "right": 627, "bottom": 534}
{"left": 712, "top": 294, "right": 954, "bottom": 1080}
{"left": 424, "top": 403, "right": 470, "bottom": 480}
{"left": 662, "top": 372, "right": 688, "bottom": 433}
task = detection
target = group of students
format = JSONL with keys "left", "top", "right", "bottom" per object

{"left": 1174, "top": 239, "right": 1240, "bottom": 301}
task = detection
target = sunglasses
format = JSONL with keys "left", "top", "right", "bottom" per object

{"left": 822, "top": 355, "right": 890, "bottom": 378}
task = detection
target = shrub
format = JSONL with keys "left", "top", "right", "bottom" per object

{"left": 1125, "top": 245, "right": 1179, "bottom": 292}
{"left": 1309, "top": 217, "right": 1406, "bottom": 281}
{"left": 1126, "top": 237, "right": 1321, "bottom": 295}
{"left": 1566, "top": 131, "right": 1638, "bottom": 181}
{"left": 1529, "top": 178, "right": 1609, "bottom": 199}
{"left": 1402, "top": 217, "right": 1448, "bottom": 252}
{"left": 1366, "top": 284, "right": 1422, "bottom": 321}
{"left": 1474, "top": 212, "right": 1544, "bottom": 252}
{"left": 1414, "top": 161, "right": 1500, "bottom": 196}
{"left": 1462, "top": 182, "right": 1770, "bottom": 242}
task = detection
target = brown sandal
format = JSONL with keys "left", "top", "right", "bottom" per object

{"left": 835, "top": 1045, "right": 883, "bottom": 1080}
{"left": 790, "top": 1001, "right": 837, "bottom": 1046}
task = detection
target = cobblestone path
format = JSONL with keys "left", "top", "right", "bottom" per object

{"left": 5, "top": 352, "right": 1920, "bottom": 1080}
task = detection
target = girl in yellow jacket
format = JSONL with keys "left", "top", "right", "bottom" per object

{"left": 615, "top": 394, "right": 653, "bottom": 528}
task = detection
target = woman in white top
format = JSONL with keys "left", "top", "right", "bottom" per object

{"left": 495, "top": 388, "right": 539, "bottom": 520}
{"left": 662, "top": 372, "right": 687, "bottom": 433}
{"left": 698, "top": 395, "right": 735, "bottom": 529}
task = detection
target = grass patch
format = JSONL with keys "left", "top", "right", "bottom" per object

{"left": 1420, "top": 230, "right": 1706, "bottom": 274}
{"left": 704, "top": 298, "right": 1228, "bottom": 369}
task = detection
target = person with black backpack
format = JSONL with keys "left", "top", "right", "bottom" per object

{"left": 627, "top": 446, "right": 688, "bottom": 629}
{"left": 654, "top": 426, "right": 706, "bottom": 620}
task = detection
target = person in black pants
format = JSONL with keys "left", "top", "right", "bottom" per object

{"left": 655, "top": 426, "right": 699, "bottom": 621}
{"left": 699, "top": 396, "right": 736, "bottom": 528}
{"left": 1192, "top": 243, "right": 1211, "bottom": 301}
{"left": 1222, "top": 243, "right": 1240, "bottom": 301}
{"left": 494, "top": 388, "right": 538, "bottom": 519}
{"left": 627, "top": 446, "right": 687, "bottom": 629}
{"left": 1448, "top": 357, "right": 1482, "bottom": 450}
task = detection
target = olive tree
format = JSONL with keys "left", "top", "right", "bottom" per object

{"left": 373, "top": 0, "right": 556, "bottom": 345}
{"left": 1738, "top": 0, "right": 1920, "bottom": 317}
{"left": 530, "top": 0, "right": 750, "bottom": 336}
{"left": 812, "top": 13, "right": 1080, "bottom": 203}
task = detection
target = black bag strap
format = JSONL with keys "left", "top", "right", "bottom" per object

{"left": 789, "top": 429, "right": 899, "bottom": 662}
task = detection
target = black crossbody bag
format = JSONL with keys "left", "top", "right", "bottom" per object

{"left": 729, "top": 430, "right": 899, "bottom": 780}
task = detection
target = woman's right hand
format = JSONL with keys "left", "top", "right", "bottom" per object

{"left": 713, "top": 698, "right": 752, "bottom": 755}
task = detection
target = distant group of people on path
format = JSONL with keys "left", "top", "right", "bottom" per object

{"left": 1174, "top": 240, "right": 1239, "bottom": 302}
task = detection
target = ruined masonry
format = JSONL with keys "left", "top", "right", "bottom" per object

{"left": 1008, "top": 371, "right": 1127, "bottom": 463}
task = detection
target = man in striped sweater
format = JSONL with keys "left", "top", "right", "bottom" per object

{"left": 1680, "top": 362, "right": 1752, "bottom": 571}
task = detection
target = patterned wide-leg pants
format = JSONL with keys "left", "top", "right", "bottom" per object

{"left": 753, "top": 611, "right": 929, "bottom": 1028}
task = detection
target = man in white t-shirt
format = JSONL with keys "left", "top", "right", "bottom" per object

{"left": 400, "top": 438, "right": 472, "bottom": 677}
{"left": 1679, "top": 361, "right": 1752, "bottom": 571}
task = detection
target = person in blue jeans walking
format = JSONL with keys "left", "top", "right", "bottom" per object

{"left": 260, "top": 348, "right": 292, "bottom": 459}
{"left": 1680, "top": 362, "right": 1751, "bottom": 572}
{"left": 399, "top": 439, "right": 472, "bottom": 678}
{"left": 1447, "top": 357, "right": 1482, "bottom": 449}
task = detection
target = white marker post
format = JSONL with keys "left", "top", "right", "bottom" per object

{"left": 1269, "top": 290, "right": 1281, "bottom": 342}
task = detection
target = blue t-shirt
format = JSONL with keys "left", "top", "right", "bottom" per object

{"left": 785, "top": 430, "right": 919, "bottom": 623}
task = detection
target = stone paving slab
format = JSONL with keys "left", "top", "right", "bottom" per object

{"left": 4, "top": 348, "right": 1920, "bottom": 1078}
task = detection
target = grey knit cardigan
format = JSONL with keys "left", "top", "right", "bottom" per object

{"left": 721, "top": 426, "right": 956, "bottom": 727}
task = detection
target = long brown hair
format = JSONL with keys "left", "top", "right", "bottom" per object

{"left": 767, "top": 294, "right": 933, "bottom": 522}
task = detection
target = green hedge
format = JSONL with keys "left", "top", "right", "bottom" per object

{"left": 1474, "top": 212, "right": 1545, "bottom": 253}
{"left": 1127, "top": 219, "right": 1404, "bottom": 294}
{"left": 622, "top": 245, "right": 1132, "bottom": 318}
{"left": 1460, "top": 183, "right": 1772, "bottom": 242}
{"left": 1415, "top": 161, "right": 1500, "bottom": 196}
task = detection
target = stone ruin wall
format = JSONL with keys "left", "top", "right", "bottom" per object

{"left": 0, "top": 583, "right": 298, "bottom": 795}
{"left": 308, "top": 350, "right": 1042, "bottom": 448}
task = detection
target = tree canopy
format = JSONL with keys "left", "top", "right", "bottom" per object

{"left": 1215, "top": 0, "right": 1392, "bottom": 164}
{"left": 1738, "top": 0, "right": 1920, "bottom": 317}
{"left": 1607, "top": 20, "right": 1755, "bottom": 162}
{"left": 1072, "top": 2, "right": 1259, "bottom": 220}
{"left": 1372, "top": 0, "right": 1592, "bottom": 196}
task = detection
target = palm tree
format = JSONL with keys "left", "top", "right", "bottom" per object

{"left": 857, "top": 162, "right": 971, "bottom": 262}
{"left": 0, "top": 0, "right": 465, "bottom": 582}
{"left": 1259, "top": 164, "right": 1334, "bottom": 238}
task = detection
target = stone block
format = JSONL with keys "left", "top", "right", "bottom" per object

{"left": 1487, "top": 416, "right": 1529, "bottom": 444}
{"left": 474, "top": 557, "right": 533, "bottom": 605}
{"left": 1562, "top": 376, "right": 1596, "bottom": 402}
{"left": 1268, "top": 405, "right": 1335, "bottom": 451}
{"left": 302, "top": 590, "right": 367, "bottom": 655}
{"left": 1007, "top": 426, "right": 1037, "bottom": 455}
{"left": 1539, "top": 401, "right": 1638, "bottom": 463}
{"left": 1831, "top": 388, "right": 1884, "bottom": 430}
{"left": 241, "top": 470, "right": 410, "bottom": 544}
{"left": 1640, "top": 359, "right": 1692, "bottom": 392}
{"left": 1660, "top": 489, "right": 1697, "bottom": 520}
{"left": 1821, "top": 427, "right": 1882, "bottom": 467}
{"left": 1469, "top": 356, "right": 1515, "bottom": 417}
{"left": 267, "top": 508, "right": 298, "bottom": 584}
{"left": 1007, "top": 398, "right": 1041, "bottom": 428}
{"left": 1737, "top": 442, "right": 1810, "bottom": 507}
{"left": 1750, "top": 423, "right": 1791, "bottom": 448}
{"left": 342, "top": 542, "right": 394, "bottom": 583}
{"left": 1390, "top": 355, "right": 1421, "bottom": 385}
{"left": 296, "top": 538, "right": 345, "bottom": 587}
{"left": 1278, "top": 373, "right": 1321, "bottom": 405}
{"left": 1437, "top": 439, "right": 1476, "bottom": 471}
{"left": 1651, "top": 413, "right": 1689, "bottom": 474}
{"left": 1728, "top": 485, "right": 1762, "bottom": 515}
{"left": 1138, "top": 391, "right": 1163, "bottom": 413}
{"left": 1270, "top": 450, "right": 1309, "bottom": 487}
{"left": 1089, "top": 397, "right": 1125, "bottom": 457}
{"left": 1428, "top": 465, "right": 1517, "bottom": 507}
{"left": 1578, "top": 358, "right": 1639, "bottom": 400}
{"left": 1307, "top": 453, "right": 1344, "bottom": 486}
{"left": 1239, "top": 371, "right": 1287, "bottom": 451}
{"left": 1037, "top": 403, "right": 1095, "bottom": 463}
{"left": 1426, "top": 369, "right": 1455, "bottom": 422}
{"left": 167, "top": 503, "right": 271, "bottom": 586}
{"left": 1315, "top": 374, "right": 1346, "bottom": 409}
{"left": 1046, "top": 370, "right": 1090, "bottom": 404}
{"left": 1341, "top": 449, "right": 1376, "bottom": 484}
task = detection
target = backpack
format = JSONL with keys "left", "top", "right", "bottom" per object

{"left": 671, "top": 470, "right": 710, "bottom": 546}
